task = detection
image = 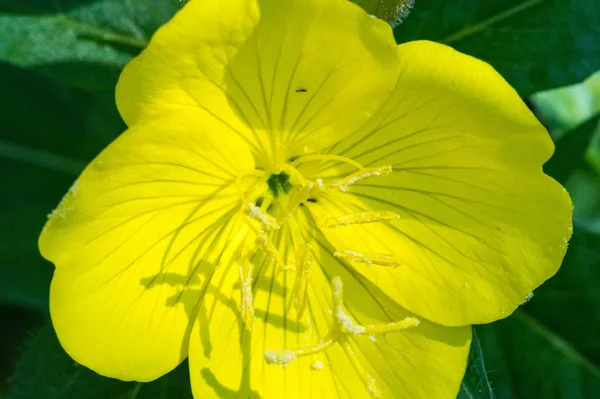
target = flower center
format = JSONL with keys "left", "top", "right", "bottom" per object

{"left": 233, "top": 154, "right": 414, "bottom": 396}
{"left": 234, "top": 155, "right": 404, "bottom": 326}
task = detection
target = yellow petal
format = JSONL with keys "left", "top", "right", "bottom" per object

{"left": 305, "top": 41, "right": 573, "bottom": 326}
{"left": 188, "top": 210, "right": 470, "bottom": 398}
{"left": 116, "top": 0, "right": 399, "bottom": 169}
{"left": 39, "top": 113, "right": 254, "bottom": 381}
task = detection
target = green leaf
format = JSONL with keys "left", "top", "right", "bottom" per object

{"left": 11, "top": 323, "right": 193, "bottom": 399}
{"left": 0, "top": 61, "right": 124, "bottom": 309}
{"left": 586, "top": 121, "right": 600, "bottom": 175}
{"left": 543, "top": 116, "right": 599, "bottom": 184}
{"left": 565, "top": 168, "right": 600, "bottom": 234}
{"left": 478, "top": 227, "right": 600, "bottom": 398}
{"left": 530, "top": 70, "right": 600, "bottom": 140}
{"left": 0, "top": 0, "right": 178, "bottom": 90}
{"left": 479, "top": 310, "right": 600, "bottom": 399}
{"left": 0, "top": 306, "right": 44, "bottom": 397}
{"left": 351, "top": 0, "right": 415, "bottom": 27}
{"left": 457, "top": 329, "right": 493, "bottom": 399}
{"left": 396, "top": 0, "right": 600, "bottom": 97}
{"left": 525, "top": 228, "right": 600, "bottom": 367}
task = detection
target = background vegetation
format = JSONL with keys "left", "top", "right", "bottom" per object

{"left": 1, "top": 0, "right": 599, "bottom": 398}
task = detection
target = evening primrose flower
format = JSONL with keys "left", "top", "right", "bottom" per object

{"left": 39, "top": 0, "right": 572, "bottom": 398}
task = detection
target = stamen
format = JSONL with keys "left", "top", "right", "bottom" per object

{"left": 255, "top": 230, "right": 284, "bottom": 266}
{"left": 292, "top": 244, "right": 313, "bottom": 317}
{"left": 324, "top": 211, "right": 400, "bottom": 229}
{"left": 334, "top": 249, "right": 400, "bottom": 267}
{"left": 290, "top": 154, "right": 364, "bottom": 170}
{"left": 238, "top": 257, "right": 255, "bottom": 331}
{"left": 329, "top": 165, "right": 392, "bottom": 192}
{"left": 247, "top": 202, "right": 279, "bottom": 230}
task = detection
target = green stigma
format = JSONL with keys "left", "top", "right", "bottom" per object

{"left": 267, "top": 172, "right": 293, "bottom": 197}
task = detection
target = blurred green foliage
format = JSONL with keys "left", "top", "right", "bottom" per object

{"left": 0, "top": 0, "right": 177, "bottom": 90}
{"left": 397, "top": 0, "right": 600, "bottom": 96}
{"left": 1, "top": 0, "right": 599, "bottom": 398}
{"left": 530, "top": 71, "right": 600, "bottom": 140}
{"left": 11, "top": 325, "right": 193, "bottom": 399}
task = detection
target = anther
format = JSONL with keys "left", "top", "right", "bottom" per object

{"left": 324, "top": 211, "right": 400, "bottom": 229}
{"left": 264, "top": 349, "right": 297, "bottom": 366}
{"left": 247, "top": 202, "right": 279, "bottom": 230}
{"left": 340, "top": 339, "right": 380, "bottom": 398}
{"left": 292, "top": 244, "right": 313, "bottom": 317}
{"left": 329, "top": 165, "right": 392, "bottom": 192}
{"left": 334, "top": 249, "right": 400, "bottom": 267}
{"left": 255, "top": 230, "right": 284, "bottom": 266}
{"left": 331, "top": 275, "right": 344, "bottom": 309}
{"left": 335, "top": 306, "right": 366, "bottom": 335}
{"left": 311, "top": 360, "right": 325, "bottom": 370}
{"left": 363, "top": 317, "right": 420, "bottom": 335}
{"left": 238, "top": 257, "right": 255, "bottom": 331}
{"left": 330, "top": 276, "right": 364, "bottom": 335}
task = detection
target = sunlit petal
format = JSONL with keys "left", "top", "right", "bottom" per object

{"left": 39, "top": 113, "right": 254, "bottom": 381}
{"left": 304, "top": 41, "right": 572, "bottom": 326}
{"left": 116, "top": 0, "right": 399, "bottom": 168}
{"left": 188, "top": 210, "right": 470, "bottom": 398}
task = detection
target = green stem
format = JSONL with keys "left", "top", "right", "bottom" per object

{"left": 0, "top": 140, "right": 85, "bottom": 175}
{"left": 0, "top": 7, "right": 148, "bottom": 49}
{"left": 442, "top": 0, "right": 546, "bottom": 45}
{"left": 515, "top": 310, "right": 600, "bottom": 379}
{"left": 57, "top": 15, "right": 148, "bottom": 49}
{"left": 128, "top": 382, "right": 144, "bottom": 399}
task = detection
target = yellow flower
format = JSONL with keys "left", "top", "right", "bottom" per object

{"left": 38, "top": 0, "right": 572, "bottom": 398}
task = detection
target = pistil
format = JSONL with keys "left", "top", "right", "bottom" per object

{"left": 264, "top": 275, "right": 419, "bottom": 399}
